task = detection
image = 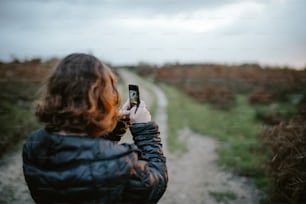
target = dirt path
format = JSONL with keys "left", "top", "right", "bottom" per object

{"left": 0, "top": 149, "right": 33, "bottom": 204}
{"left": 119, "top": 69, "right": 261, "bottom": 204}
{"left": 0, "top": 69, "right": 261, "bottom": 204}
{"left": 159, "top": 128, "right": 261, "bottom": 204}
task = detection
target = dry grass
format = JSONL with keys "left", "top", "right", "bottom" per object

{"left": 259, "top": 116, "right": 306, "bottom": 204}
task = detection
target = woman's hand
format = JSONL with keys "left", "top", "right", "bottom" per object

{"left": 129, "top": 101, "right": 151, "bottom": 124}
{"left": 119, "top": 99, "right": 131, "bottom": 120}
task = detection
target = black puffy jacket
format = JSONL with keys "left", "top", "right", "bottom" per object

{"left": 22, "top": 121, "right": 167, "bottom": 204}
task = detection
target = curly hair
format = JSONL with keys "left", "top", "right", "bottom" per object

{"left": 35, "top": 53, "right": 120, "bottom": 137}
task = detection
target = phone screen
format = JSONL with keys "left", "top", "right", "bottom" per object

{"left": 129, "top": 84, "right": 140, "bottom": 108}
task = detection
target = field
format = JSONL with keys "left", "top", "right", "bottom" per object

{"left": 136, "top": 63, "right": 306, "bottom": 203}
{"left": 1, "top": 59, "right": 306, "bottom": 203}
{"left": 0, "top": 59, "right": 56, "bottom": 156}
{"left": 154, "top": 65, "right": 306, "bottom": 203}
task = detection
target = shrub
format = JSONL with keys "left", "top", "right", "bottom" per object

{"left": 137, "top": 64, "right": 156, "bottom": 77}
{"left": 249, "top": 88, "right": 275, "bottom": 105}
{"left": 297, "top": 94, "right": 306, "bottom": 117}
{"left": 259, "top": 116, "right": 306, "bottom": 204}
{"left": 155, "top": 65, "right": 306, "bottom": 107}
{"left": 185, "top": 86, "right": 236, "bottom": 110}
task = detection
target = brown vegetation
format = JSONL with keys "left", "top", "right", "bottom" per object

{"left": 249, "top": 88, "right": 275, "bottom": 105}
{"left": 0, "top": 58, "right": 58, "bottom": 81}
{"left": 153, "top": 64, "right": 306, "bottom": 110}
{"left": 185, "top": 85, "right": 235, "bottom": 110}
{"left": 0, "top": 58, "right": 62, "bottom": 156}
{"left": 0, "top": 59, "right": 58, "bottom": 157}
{"left": 259, "top": 116, "right": 306, "bottom": 204}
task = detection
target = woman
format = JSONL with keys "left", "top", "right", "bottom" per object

{"left": 22, "top": 53, "right": 168, "bottom": 204}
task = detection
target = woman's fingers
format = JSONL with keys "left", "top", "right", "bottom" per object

{"left": 130, "top": 106, "right": 137, "bottom": 115}
{"left": 122, "top": 99, "right": 130, "bottom": 111}
{"left": 121, "top": 99, "right": 151, "bottom": 123}
{"left": 139, "top": 100, "right": 146, "bottom": 108}
{"left": 119, "top": 99, "right": 131, "bottom": 117}
{"left": 120, "top": 109, "right": 130, "bottom": 116}
{"left": 129, "top": 102, "right": 151, "bottom": 124}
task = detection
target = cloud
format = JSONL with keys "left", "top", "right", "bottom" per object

{"left": 115, "top": 1, "right": 266, "bottom": 33}
{"left": 0, "top": 0, "right": 305, "bottom": 67}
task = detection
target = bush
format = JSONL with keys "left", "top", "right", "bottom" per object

{"left": 155, "top": 65, "right": 306, "bottom": 108}
{"left": 185, "top": 86, "right": 236, "bottom": 110}
{"left": 254, "top": 104, "right": 295, "bottom": 126}
{"left": 249, "top": 88, "right": 275, "bottom": 105}
{"left": 259, "top": 116, "right": 306, "bottom": 204}
{"left": 0, "top": 59, "right": 51, "bottom": 157}
{"left": 297, "top": 94, "right": 306, "bottom": 117}
{"left": 0, "top": 81, "right": 40, "bottom": 157}
{"left": 137, "top": 63, "right": 156, "bottom": 77}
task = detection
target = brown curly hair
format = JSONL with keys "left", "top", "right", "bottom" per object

{"left": 35, "top": 53, "right": 120, "bottom": 137}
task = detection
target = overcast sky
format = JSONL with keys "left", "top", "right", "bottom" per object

{"left": 0, "top": 0, "right": 305, "bottom": 68}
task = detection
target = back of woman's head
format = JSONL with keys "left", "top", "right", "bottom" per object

{"left": 36, "top": 53, "right": 120, "bottom": 136}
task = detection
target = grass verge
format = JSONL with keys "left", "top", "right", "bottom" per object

{"left": 160, "top": 84, "right": 271, "bottom": 194}
{"left": 209, "top": 191, "right": 237, "bottom": 203}
{"left": 0, "top": 80, "right": 40, "bottom": 157}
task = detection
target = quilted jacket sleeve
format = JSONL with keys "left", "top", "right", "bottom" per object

{"left": 123, "top": 121, "right": 168, "bottom": 203}
{"left": 104, "top": 118, "right": 130, "bottom": 142}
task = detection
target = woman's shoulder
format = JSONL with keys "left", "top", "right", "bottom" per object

{"left": 23, "top": 128, "right": 49, "bottom": 152}
{"left": 23, "top": 127, "right": 140, "bottom": 164}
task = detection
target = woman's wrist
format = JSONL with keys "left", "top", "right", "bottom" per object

{"left": 130, "top": 121, "right": 158, "bottom": 136}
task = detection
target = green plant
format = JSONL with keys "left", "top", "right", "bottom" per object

{"left": 0, "top": 80, "right": 40, "bottom": 157}
{"left": 209, "top": 191, "right": 237, "bottom": 203}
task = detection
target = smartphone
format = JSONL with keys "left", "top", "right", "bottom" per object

{"left": 128, "top": 84, "right": 140, "bottom": 108}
